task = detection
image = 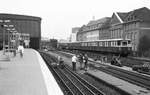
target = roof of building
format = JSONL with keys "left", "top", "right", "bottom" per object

{"left": 0, "top": 13, "right": 41, "bottom": 21}
{"left": 117, "top": 12, "right": 128, "bottom": 21}
{"left": 87, "top": 17, "right": 110, "bottom": 26}
{"left": 126, "top": 7, "right": 150, "bottom": 21}
{"left": 117, "top": 7, "right": 150, "bottom": 22}
{"left": 101, "top": 18, "right": 111, "bottom": 28}
{"left": 78, "top": 7, "right": 150, "bottom": 33}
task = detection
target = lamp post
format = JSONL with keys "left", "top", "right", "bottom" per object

{"left": 1, "top": 24, "right": 5, "bottom": 54}
{"left": 0, "top": 20, "right": 10, "bottom": 54}
{"left": 6, "top": 25, "right": 14, "bottom": 52}
{"left": 0, "top": 20, "right": 11, "bottom": 61}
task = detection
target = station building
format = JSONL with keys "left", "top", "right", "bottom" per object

{"left": 0, "top": 14, "right": 41, "bottom": 50}
{"left": 110, "top": 7, "right": 150, "bottom": 55}
{"left": 77, "top": 7, "right": 150, "bottom": 56}
{"left": 77, "top": 17, "right": 110, "bottom": 41}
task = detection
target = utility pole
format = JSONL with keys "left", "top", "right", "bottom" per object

{"left": 0, "top": 20, "right": 10, "bottom": 61}
{"left": 1, "top": 24, "right": 5, "bottom": 55}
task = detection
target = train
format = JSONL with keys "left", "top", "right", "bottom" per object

{"left": 58, "top": 38, "right": 132, "bottom": 56}
{"left": 41, "top": 39, "right": 58, "bottom": 51}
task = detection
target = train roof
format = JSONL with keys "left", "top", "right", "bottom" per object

{"left": 60, "top": 39, "right": 131, "bottom": 44}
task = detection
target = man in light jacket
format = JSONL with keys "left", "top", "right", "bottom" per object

{"left": 72, "top": 54, "right": 77, "bottom": 71}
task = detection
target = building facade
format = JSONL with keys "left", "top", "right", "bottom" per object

{"left": 10, "top": 32, "right": 30, "bottom": 49}
{"left": 76, "top": 7, "right": 150, "bottom": 56}
{"left": 77, "top": 17, "right": 110, "bottom": 41}
{"left": 0, "top": 14, "right": 41, "bottom": 50}
{"left": 116, "top": 7, "right": 150, "bottom": 55}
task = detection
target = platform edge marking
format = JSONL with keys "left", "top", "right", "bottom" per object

{"left": 34, "top": 50, "right": 63, "bottom": 95}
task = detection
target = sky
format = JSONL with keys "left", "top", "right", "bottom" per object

{"left": 0, "top": 0, "right": 149, "bottom": 40}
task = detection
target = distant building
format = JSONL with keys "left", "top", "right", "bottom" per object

{"left": 76, "top": 7, "right": 150, "bottom": 56}
{"left": 110, "top": 7, "right": 150, "bottom": 55}
{"left": 70, "top": 27, "right": 80, "bottom": 42}
{"left": 77, "top": 17, "right": 110, "bottom": 41}
{"left": 0, "top": 14, "right": 41, "bottom": 50}
{"left": 40, "top": 37, "right": 50, "bottom": 49}
{"left": 10, "top": 32, "right": 30, "bottom": 49}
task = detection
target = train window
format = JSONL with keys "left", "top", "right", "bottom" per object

{"left": 122, "top": 41, "right": 127, "bottom": 46}
{"left": 106, "top": 41, "right": 108, "bottom": 47}
{"left": 99, "top": 42, "right": 101, "bottom": 46}
{"left": 114, "top": 41, "right": 116, "bottom": 46}
{"left": 117, "top": 41, "right": 121, "bottom": 46}
{"left": 102, "top": 42, "right": 105, "bottom": 46}
{"left": 100, "top": 42, "right": 102, "bottom": 46}
{"left": 84, "top": 43, "right": 87, "bottom": 46}
{"left": 81, "top": 43, "right": 84, "bottom": 46}
{"left": 112, "top": 42, "right": 114, "bottom": 46}
{"left": 128, "top": 40, "right": 131, "bottom": 44}
{"left": 91, "top": 42, "right": 97, "bottom": 46}
{"left": 108, "top": 41, "right": 111, "bottom": 46}
{"left": 115, "top": 41, "right": 117, "bottom": 46}
{"left": 111, "top": 41, "right": 113, "bottom": 46}
{"left": 104, "top": 42, "right": 106, "bottom": 47}
{"left": 91, "top": 42, "right": 93, "bottom": 46}
{"left": 88, "top": 42, "right": 91, "bottom": 46}
{"left": 95, "top": 42, "right": 98, "bottom": 46}
{"left": 113, "top": 41, "right": 115, "bottom": 46}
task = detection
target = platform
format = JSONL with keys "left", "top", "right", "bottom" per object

{"left": 0, "top": 49, "right": 63, "bottom": 95}
{"left": 87, "top": 70, "right": 150, "bottom": 95}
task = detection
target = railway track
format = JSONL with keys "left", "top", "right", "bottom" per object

{"left": 63, "top": 66, "right": 105, "bottom": 95}
{"left": 90, "top": 65, "right": 150, "bottom": 90}
{"left": 40, "top": 51, "right": 105, "bottom": 95}
{"left": 40, "top": 52, "right": 74, "bottom": 95}
{"left": 53, "top": 50, "right": 150, "bottom": 90}
{"left": 43, "top": 51, "right": 132, "bottom": 94}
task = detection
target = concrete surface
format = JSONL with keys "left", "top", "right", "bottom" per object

{"left": 0, "top": 49, "right": 63, "bottom": 95}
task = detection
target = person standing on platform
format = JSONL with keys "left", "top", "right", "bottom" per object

{"left": 18, "top": 43, "right": 24, "bottom": 58}
{"left": 72, "top": 54, "right": 77, "bottom": 71}
{"left": 78, "top": 53, "right": 83, "bottom": 70}
{"left": 83, "top": 54, "right": 88, "bottom": 71}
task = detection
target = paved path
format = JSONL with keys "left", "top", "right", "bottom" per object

{"left": 88, "top": 70, "right": 150, "bottom": 95}
{"left": 0, "top": 49, "right": 63, "bottom": 95}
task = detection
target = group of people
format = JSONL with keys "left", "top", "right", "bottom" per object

{"left": 13, "top": 43, "right": 24, "bottom": 58}
{"left": 72, "top": 53, "right": 88, "bottom": 71}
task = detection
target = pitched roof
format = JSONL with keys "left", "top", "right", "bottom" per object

{"left": 117, "top": 7, "right": 150, "bottom": 22}
{"left": 114, "top": 7, "right": 150, "bottom": 22}
{"left": 117, "top": 12, "right": 128, "bottom": 21}
{"left": 87, "top": 17, "right": 110, "bottom": 26}
{"left": 126, "top": 7, "right": 150, "bottom": 21}
{"left": 101, "top": 18, "right": 111, "bottom": 28}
